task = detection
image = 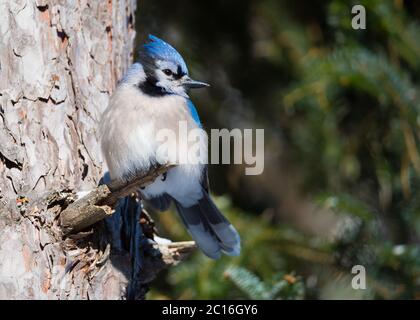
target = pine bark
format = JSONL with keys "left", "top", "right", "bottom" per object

{"left": 0, "top": 0, "right": 190, "bottom": 300}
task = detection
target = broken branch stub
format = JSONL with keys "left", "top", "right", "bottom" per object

{"left": 60, "top": 165, "right": 174, "bottom": 235}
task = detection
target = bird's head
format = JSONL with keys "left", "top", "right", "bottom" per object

{"left": 137, "top": 35, "right": 209, "bottom": 97}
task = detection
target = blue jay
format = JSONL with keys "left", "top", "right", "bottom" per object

{"left": 99, "top": 35, "right": 240, "bottom": 259}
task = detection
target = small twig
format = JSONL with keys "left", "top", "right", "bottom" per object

{"left": 158, "top": 241, "right": 197, "bottom": 266}
{"left": 138, "top": 241, "right": 197, "bottom": 284}
{"left": 60, "top": 165, "right": 174, "bottom": 235}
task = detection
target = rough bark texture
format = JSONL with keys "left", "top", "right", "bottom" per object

{"left": 0, "top": 0, "right": 192, "bottom": 300}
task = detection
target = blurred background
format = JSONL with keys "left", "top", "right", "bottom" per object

{"left": 136, "top": 0, "right": 420, "bottom": 299}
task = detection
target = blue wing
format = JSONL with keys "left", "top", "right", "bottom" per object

{"left": 187, "top": 99, "right": 202, "bottom": 127}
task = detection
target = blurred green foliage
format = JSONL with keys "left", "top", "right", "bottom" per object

{"left": 138, "top": 0, "right": 420, "bottom": 299}
{"left": 148, "top": 197, "right": 326, "bottom": 299}
{"left": 224, "top": 266, "right": 305, "bottom": 299}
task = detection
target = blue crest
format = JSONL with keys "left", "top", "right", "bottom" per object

{"left": 143, "top": 35, "right": 188, "bottom": 75}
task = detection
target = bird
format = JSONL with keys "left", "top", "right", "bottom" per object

{"left": 99, "top": 34, "right": 240, "bottom": 259}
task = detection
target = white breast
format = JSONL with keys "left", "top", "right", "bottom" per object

{"left": 99, "top": 84, "right": 208, "bottom": 207}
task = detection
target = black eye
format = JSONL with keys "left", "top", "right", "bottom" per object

{"left": 163, "top": 69, "right": 173, "bottom": 76}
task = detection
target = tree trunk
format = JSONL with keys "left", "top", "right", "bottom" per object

{"left": 0, "top": 0, "right": 191, "bottom": 300}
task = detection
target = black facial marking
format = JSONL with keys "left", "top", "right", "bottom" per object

{"left": 173, "top": 65, "right": 185, "bottom": 80}
{"left": 138, "top": 75, "right": 168, "bottom": 97}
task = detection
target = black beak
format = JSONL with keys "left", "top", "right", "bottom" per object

{"left": 182, "top": 76, "right": 210, "bottom": 89}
